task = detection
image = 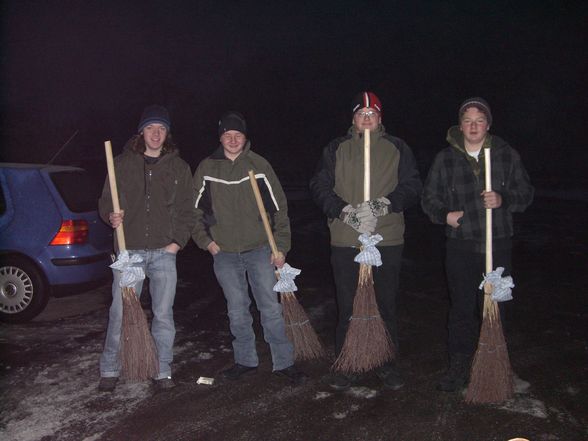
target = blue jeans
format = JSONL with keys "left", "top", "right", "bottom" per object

{"left": 100, "top": 248, "right": 177, "bottom": 380}
{"left": 213, "top": 245, "right": 294, "bottom": 371}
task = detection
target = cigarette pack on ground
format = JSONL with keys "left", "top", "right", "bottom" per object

{"left": 197, "top": 377, "right": 214, "bottom": 385}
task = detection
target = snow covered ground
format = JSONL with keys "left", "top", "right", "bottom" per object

{"left": 1, "top": 196, "right": 586, "bottom": 441}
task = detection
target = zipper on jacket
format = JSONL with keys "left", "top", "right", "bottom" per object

{"left": 145, "top": 168, "right": 152, "bottom": 247}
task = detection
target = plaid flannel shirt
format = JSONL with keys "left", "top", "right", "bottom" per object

{"left": 421, "top": 127, "right": 534, "bottom": 245}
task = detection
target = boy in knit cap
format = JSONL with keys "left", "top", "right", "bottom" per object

{"left": 192, "top": 111, "right": 306, "bottom": 386}
{"left": 98, "top": 105, "right": 195, "bottom": 392}
{"left": 421, "top": 97, "right": 534, "bottom": 392}
{"left": 310, "top": 92, "right": 422, "bottom": 391}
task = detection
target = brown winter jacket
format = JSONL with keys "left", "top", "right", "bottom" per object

{"left": 99, "top": 147, "right": 195, "bottom": 251}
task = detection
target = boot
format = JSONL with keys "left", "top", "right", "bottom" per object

{"left": 375, "top": 362, "right": 405, "bottom": 391}
{"left": 437, "top": 353, "right": 471, "bottom": 392}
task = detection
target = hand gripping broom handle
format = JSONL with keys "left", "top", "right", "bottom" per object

{"left": 364, "top": 129, "right": 370, "bottom": 202}
{"left": 104, "top": 140, "right": 126, "bottom": 252}
{"left": 484, "top": 147, "right": 492, "bottom": 274}
{"left": 248, "top": 170, "right": 279, "bottom": 256}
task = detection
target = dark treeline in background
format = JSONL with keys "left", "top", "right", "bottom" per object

{"left": 2, "top": 0, "right": 586, "bottom": 195}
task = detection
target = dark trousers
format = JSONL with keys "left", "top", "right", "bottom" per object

{"left": 331, "top": 245, "right": 403, "bottom": 356}
{"left": 445, "top": 243, "right": 512, "bottom": 357}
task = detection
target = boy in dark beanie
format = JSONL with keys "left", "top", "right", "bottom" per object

{"left": 192, "top": 111, "right": 306, "bottom": 386}
{"left": 98, "top": 105, "right": 194, "bottom": 392}
{"left": 421, "top": 97, "right": 534, "bottom": 392}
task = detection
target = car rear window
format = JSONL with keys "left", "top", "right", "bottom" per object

{"left": 50, "top": 171, "right": 101, "bottom": 213}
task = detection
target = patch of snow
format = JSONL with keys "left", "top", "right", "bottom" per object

{"left": 333, "top": 411, "right": 348, "bottom": 419}
{"left": 499, "top": 397, "right": 548, "bottom": 419}
{"left": 313, "top": 391, "right": 331, "bottom": 400}
{"left": 198, "top": 352, "right": 213, "bottom": 360}
{"left": 347, "top": 386, "right": 377, "bottom": 399}
{"left": 0, "top": 351, "right": 151, "bottom": 441}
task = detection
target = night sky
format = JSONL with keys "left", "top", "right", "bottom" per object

{"left": 2, "top": 0, "right": 587, "bottom": 190}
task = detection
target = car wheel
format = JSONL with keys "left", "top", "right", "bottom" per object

{"left": 0, "top": 256, "right": 50, "bottom": 323}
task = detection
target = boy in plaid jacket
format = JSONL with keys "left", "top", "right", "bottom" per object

{"left": 421, "top": 97, "right": 533, "bottom": 392}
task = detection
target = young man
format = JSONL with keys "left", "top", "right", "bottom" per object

{"left": 421, "top": 97, "right": 534, "bottom": 391}
{"left": 98, "top": 105, "right": 195, "bottom": 392}
{"left": 310, "top": 92, "right": 422, "bottom": 391}
{"left": 192, "top": 111, "right": 305, "bottom": 385}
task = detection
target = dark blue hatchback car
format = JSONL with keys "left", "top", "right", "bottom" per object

{"left": 0, "top": 163, "right": 113, "bottom": 323}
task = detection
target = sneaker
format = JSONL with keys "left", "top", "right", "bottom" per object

{"left": 375, "top": 363, "right": 405, "bottom": 391}
{"left": 273, "top": 365, "right": 308, "bottom": 386}
{"left": 437, "top": 353, "right": 471, "bottom": 392}
{"left": 221, "top": 364, "right": 258, "bottom": 380}
{"left": 98, "top": 377, "right": 119, "bottom": 392}
{"left": 153, "top": 377, "right": 176, "bottom": 391}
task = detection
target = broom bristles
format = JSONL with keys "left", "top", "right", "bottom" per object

{"left": 281, "top": 292, "right": 325, "bottom": 361}
{"left": 465, "top": 298, "right": 514, "bottom": 403}
{"left": 120, "top": 287, "right": 159, "bottom": 381}
{"left": 332, "top": 264, "right": 394, "bottom": 374}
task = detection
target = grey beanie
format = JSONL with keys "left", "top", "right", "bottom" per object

{"left": 458, "top": 97, "right": 492, "bottom": 126}
{"left": 138, "top": 105, "right": 171, "bottom": 133}
{"left": 218, "top": 111, "right": 247, "bottom": 137}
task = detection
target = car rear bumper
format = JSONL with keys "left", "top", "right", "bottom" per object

{"left": 51, "top": 252, "right": 112, "bottom": 266}
{"left": 42, "top": 252, "right": 114, "bottom": 286}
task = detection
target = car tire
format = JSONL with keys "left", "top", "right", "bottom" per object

{"left": 0, "top": 255, "right": 50, "bottom": 323}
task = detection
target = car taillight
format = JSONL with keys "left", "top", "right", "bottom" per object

{"left": 50, "top": 220, "right": 89, "bottom": 245}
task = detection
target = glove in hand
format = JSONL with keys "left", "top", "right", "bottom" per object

{"left": 340, "top": 204, "right": 377, "bottom": 234}
{"left": 358, "top": 197, "right": 390, "bottom": 218}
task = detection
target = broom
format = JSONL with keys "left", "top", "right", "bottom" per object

{"left": 105, "top": 140, "right": 159, "bottom": 381}
{"left": 332, "top": 129, "right": 394, "bottom": 374}
{"left": 248, "top": 170, "right": 325, "bottom": 361}
{"left": 465, "top": 146, "right": 514, "bottom": 403}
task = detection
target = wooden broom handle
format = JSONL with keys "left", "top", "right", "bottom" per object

{"left": 104, "top": 140, "right": 126, "bottom": 252}
{"left": 248, "top": 170, "right": 279, "bottom": 256}
{"left": 364, "top": 128, "right": 370, "bottom": 201}
{"left": 484, "top": 147, "right": 492, "bottom": 274}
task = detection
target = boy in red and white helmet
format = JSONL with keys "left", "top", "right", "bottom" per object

{"left": 310, "top": 91, "right": 422, "bottom": 391}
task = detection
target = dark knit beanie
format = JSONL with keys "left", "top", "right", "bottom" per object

{"left": 458, "top": 97, "right": 492, "bottom": 125}
{"left": 137, "top": 105, "right": 171, "bottom": 133}
{"left": 352, "top": 91, "right": 382, "bottom": 114}
{"left": 218, "top": 111, "right": 247, "bottom": 136}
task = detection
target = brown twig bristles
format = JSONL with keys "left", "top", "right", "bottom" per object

{"left": 281, "top": 292, "right": 326, "bottom": 361}
{"left": 465, "top": 284, "right": 514, "bottom": 404}
{"left": 119, "top": 287, "right": 159, "bottom": 381}
{"left": 332, "top": 264, "right": 395, "bottom": 374}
